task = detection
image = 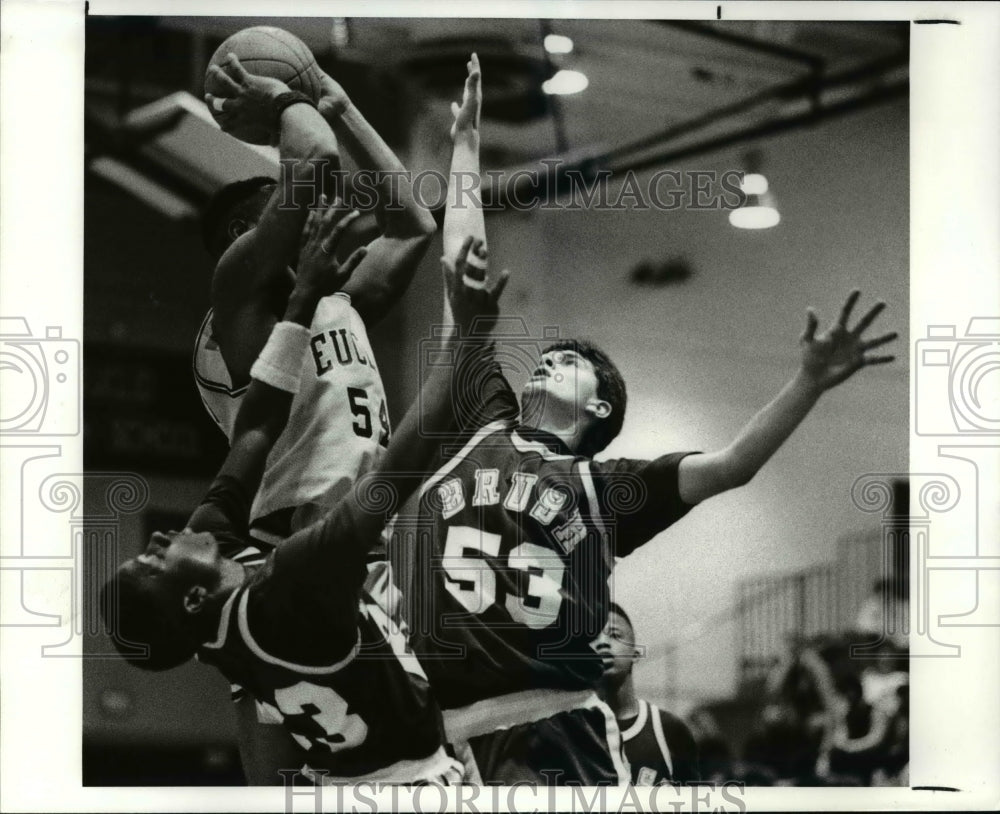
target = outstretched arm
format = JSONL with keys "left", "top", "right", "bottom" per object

{"left": 315, "top": 72, "right": 437, "bottom": 326}
{"left": 677, "top": 291, "right": 898, "bottom": 504}
{"left": 441, "top": 53, "right": 487, "bottom": 329}
{"left": 206, "top": 53, "right": 342, "bottom": 386}
{"left": 188, "top": 205, "right": 366, "bottom": 531}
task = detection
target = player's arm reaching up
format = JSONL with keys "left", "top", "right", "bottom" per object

{"left": 268, "top": 236, "right": 507, "bottom": 581}
{"left": 385, "top": 235, "right": 508, "bottom": 476}
{"left": 675, "top": 291, "right": 898, "bottom": 505}
{"left": 205, "top": 53, "right": 342, "bottom": 386}
{"left": 314, "top": 70, "right": 438, "bottom": 326}
{"left": 187, "top": 204, "right": 366, "bottom": 535}
{"left": 103, "top": 204, "right": 364, "bottom": 674}
{"left": 441, "top": 54, "right": 487, "bottom": 329}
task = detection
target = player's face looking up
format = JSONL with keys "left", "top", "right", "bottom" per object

{"left": 136, "top": 529, "right": 227, "bottom": 600}
{"left": 592, "top": 610, "right": 639, "bottom": 680}
{"left": 523, "top": 349, "right": 608, "bottom": 423}
{"left": 520, "top": 339, "right": 627, "bottom": 457}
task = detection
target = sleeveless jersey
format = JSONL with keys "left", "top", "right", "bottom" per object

{"left": 192, "top": 293, "right": 390, "bottom": 528}
{"left": 619, "top": 699, "right": 700, "bottom": 785}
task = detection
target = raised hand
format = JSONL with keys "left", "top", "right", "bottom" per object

{"left": 450, "top": 53, "right": 482, "bottom": 140}
{"left": 800, "top": 290, "right": 897, "bottom": 392}
{"left": 442, "top": 235, "right": 508, "bottom": 334}
{"left": 295, "top": 197, "right": 367, "bottom": 298}
{"left": 316, "top": 70, "right": 352, "bottom": 121}
{"left": 204, "top": 53, "right": 291, "bottom": 142}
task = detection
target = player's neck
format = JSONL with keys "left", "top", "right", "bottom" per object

{"left": 520, "top": 412, "right": 586, "bottom": 456}
{"left": 601, "top": 673, "right": 640, "bottom": 720}
{"left": 218, "top": 558, "right": 247, "bottom": 591}
{"left": 520, "top": 393, "right": 588, "bottom": 455}
{"left": 192, "top": 580, "right": 242, "bottom": 644}
{"left": 192, "top": 562, "right": 245, "bottom": 642}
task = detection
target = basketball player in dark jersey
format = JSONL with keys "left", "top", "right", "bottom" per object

{"left": 397, "top": 56, "right": 899, "bottom": 786}
{"left": 593, "top": 603, "right": 700, "bottom": 784}
{"left": 101, "top": 222, "right": 506, "bottom": 783}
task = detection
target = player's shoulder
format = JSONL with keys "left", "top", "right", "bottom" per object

{"left": 210, "top": 230, "right": 256, "bottom": 295}
{"left": 652, "top": 705, "right": 697, "bottom": 746}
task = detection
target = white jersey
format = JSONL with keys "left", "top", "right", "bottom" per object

{"left": 193, "top": 293, "right": 389, "bottom": 538}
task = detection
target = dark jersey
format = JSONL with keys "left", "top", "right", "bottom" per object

{"left": 408, "top": 347, "right": 696, "bottom": 709}
{"left": 194, "top": 482, "right": 444, "bottom": 779}
{"left": 619, "top": 700, "right": 700, "bottom": 785}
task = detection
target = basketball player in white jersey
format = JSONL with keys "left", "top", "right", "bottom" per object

{"left": 199, "top": 54, "right": 436, "bottom": 543}
{"left": 197, "top": 54, "right": 435, "bottom": 783}
{"left": 592, "top": 603, "right": 700, "bottom": 784}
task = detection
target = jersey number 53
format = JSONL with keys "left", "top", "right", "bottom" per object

{"left": 440, "top": 526, "right": 566, "bottom": 629}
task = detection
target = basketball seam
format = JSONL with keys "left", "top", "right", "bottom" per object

{"left": 208, "top": 28, "right": 319, "bottom": 99}
{"left": 256, "top": 27, "right": 318, "bottom": 95}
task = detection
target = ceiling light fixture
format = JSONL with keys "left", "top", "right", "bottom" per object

{"left": 544, "top": 33, "right": 574, "bottom": 54}
{"left": 729, "top": 152, "right": 780, "bottom": 229}
{"left": 542, "top": 69, "right": 588, "bottom": 96}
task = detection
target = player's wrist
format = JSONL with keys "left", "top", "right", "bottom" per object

{"left": 321, "top": 96, "right": 354, "bottom": 122}
{"left": 792, "top": 367, "right": 825, "bottom": 399}
{"left": 451, "top": 123, "right": 480, "bottom": 147}
{"left": 284, "top": 287, "right": 323, "bottom": 326}
{"left": 273, "top": 91, "right": 318, "bottom": 128}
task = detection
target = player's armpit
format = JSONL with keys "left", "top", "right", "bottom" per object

{"left": 660, "top": 710, "right": 701, "bottom": 783}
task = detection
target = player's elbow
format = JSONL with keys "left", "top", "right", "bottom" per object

{"left": 384, "top": 209, "right": 437, "bottom": 242}
{"left": 289, "top": 142, "right": 341, "bottom": 174}
{"left": 729, "top": 462, "right": 756, "bottom": 489}
{"left": 412, "top": 207, "right": 438, "bottom": 238}
{"left": 708, "top": 450, "right": 756, "bottom": 495}
{"left": 311, "top": 143, "right": 341, "bottom": 166}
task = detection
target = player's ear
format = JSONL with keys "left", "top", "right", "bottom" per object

{"left": 227, "top": 218, "right": 250, "bottom": 242}
{"left": 183, "top": 585, "right": 208, "bottom": 615}
{"left": 585, "top": 398, "right": 612, "bottom": 421}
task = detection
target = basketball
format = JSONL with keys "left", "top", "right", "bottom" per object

{"left": 205, "top": 27, "right": 323, "bottom": 144}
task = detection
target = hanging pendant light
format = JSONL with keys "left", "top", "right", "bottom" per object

{"left": 729, "top": 151, "right": 780, "bottom": 229}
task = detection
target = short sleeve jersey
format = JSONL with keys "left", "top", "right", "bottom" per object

{"left": 408, "top": 346, "right": 697, "bottom": 709}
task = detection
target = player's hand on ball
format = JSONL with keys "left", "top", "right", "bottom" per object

{"left": 296, "top": 197, "right": 367, "bottom": 298}
{"left": 450, "top": 53, "right": 482, "bottom": 140}
{"left": 205, "top": 53, "right": 291, "bottom": 140}
{"left": 799, "top": 289, "right": 897, "bottom": 392}
{"left": 443, "top": 235, "right": 509, "bottom": 334}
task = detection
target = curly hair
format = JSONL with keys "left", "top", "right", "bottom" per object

{"left": 100, "top": 561, "right": 198, "bottom": 671}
